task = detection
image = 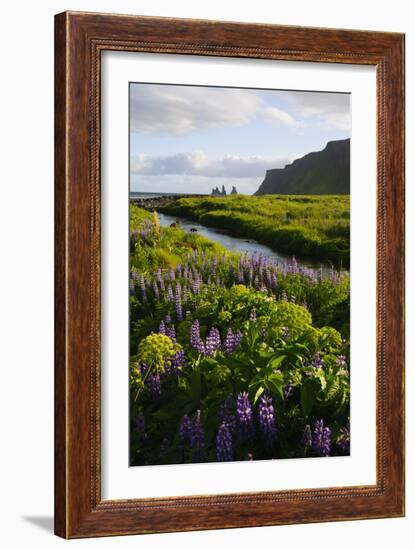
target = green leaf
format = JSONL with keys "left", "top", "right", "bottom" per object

{"left": 265, "top": 373, "right": 285, "bottom": 399}
{"left": 253, "top": 386, "right": 265, "bottom": 404}
{"left": 267, "top": 354, "right": 287, "bottom": 371}
{"left": 300, "top": 378, "right": 321, "bottom": 416}
{"left": 325, "top": 376, "right": 340, "bottom": 400}
{"left": 313, "top": 369, "right": 327, "bottom": 391}
{"left": 257, "top": 350, "right": 275, "bottom": 360}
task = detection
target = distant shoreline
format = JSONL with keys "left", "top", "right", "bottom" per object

{"left": 130, "top": 192, "right": 209, "bottom": 198}
{"left": 130, "top": 193, "right": 206, "bottom": 210}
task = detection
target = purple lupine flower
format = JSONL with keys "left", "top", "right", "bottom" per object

{"left": 190, "top": 319, "right": 205, "bottom": 354}
{"left": 216, "top": 422, "right": 233, "bottom": 462}
{"left": 165, "top": 314, "right": 171, "bottom": 324}
{"left": 133, "top": 412, "right": 145, "bottom": 433}
{"left": 130, "top": 279, "right": 135, "bottom": 296}
{"left": 281, "top": 291, "right": 288, "bottom": 301}
{"left": 139, "top": 275, "right": 146, "bottom": 301}
{"left": 192, "top": 277, "right": 201, "bottom": 294}
{"left": 156, "top": 268, "right": 165, "bottom": 291}
{"left": 166, "top": 324, "right": 176, "bottom": 343}
{"left": 312, "top": 419, "right": 331, "bottom": 457}
{"left": 205, "top": 327, "right": 221, "bottom": 356}
{"left": 218, "top": 396, "right": 233, "bottom": 420}
{"left": 291, "top": 256, "right": 298, "bottom": 273}
{"left": 169, "top": 268, "right": 175, "bottom": 281}
{"left": 174, "top": 291, "right": 183, "bottom": 321}
{"left": 234, "top": 330, "right": 243, "bottom": 348}
{"left": 147, "top": 373, "right": 161, "bottom": 400}
{"left": 310, "top": 352, "right": 324, "bottom": 369}
{"left": 218, "top": 396, "right": 236, "bottom": 433}
{"left": 236, "top": 392, "right": 254, "bottom": 442}
{"left": 302, "top": 425, "right": 312, "bottom": 447}
{"left": 223, "top": 328, "right": 237, "bottom": 354}
{"left": 179, "top": 415, "right": 193, "bottom": 442}
{"left": 167, "top": 285, "right": 174, "bottom": 302}
{"left": 189, "top": 410, "right": 206, "bottom": 463}
{"left": 138, "top": 219, "right": 154, "bottom": 242}
{"left": 337, "top": 424, "right": 350, "bottom": 454}
{"left": 152, "top": 281, "right": 159, "bottom": 299}
{"left": 266, "top": 268, "right": 272, "bottom": 287}
{"left": 249, "top": 309, "right": 257, "bottom": 322}
{"left": 283, "top": 380, "right": 293, "bottom": 399}
{"left": 282, "top": 326, "right": 290, "bottom": 341}
{"left": 336, "top": 355, "right": 347, "bottom": 368}
{"left": 158, "top": 320, "right": 166, "bottom": 335}
{"left": 258, "top": 395, "right": 277, "bottom": 446}
{"left": 170, "top": 349, "right": 185, "bottom": 374}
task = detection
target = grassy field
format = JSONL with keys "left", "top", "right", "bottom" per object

{"left": 130, "top": 204, "right": 229, "bottom": 272}
{"left": 129, "top": 205, "right": 350, "bottom": 466}
{"left": 160, "top": 194, "right": 350, "bottom": 267}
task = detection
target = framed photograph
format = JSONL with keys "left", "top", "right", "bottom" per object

{"left": 54, "top": 11, "right": 405, "bottom": 538}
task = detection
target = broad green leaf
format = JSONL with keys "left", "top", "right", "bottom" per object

{"left": 254, "top": 386, "right": 265, "bottom": 404}
{"left": 267, "top": 354, "right": 287, "bottom": 371}
{"left": 266, "top": 374, "right": 285, "bottom": 399}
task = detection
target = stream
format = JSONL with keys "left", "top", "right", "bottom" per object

{"left": 157, "top": 212, "right": 345, "bottom": 275}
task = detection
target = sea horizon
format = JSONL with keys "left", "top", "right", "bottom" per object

{"left": 130, "top": 191, "right": 210, "bottom": 198}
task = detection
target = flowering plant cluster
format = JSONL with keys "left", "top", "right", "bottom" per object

{"left": 129, "top": 207, "right": 350, "bottom": 466}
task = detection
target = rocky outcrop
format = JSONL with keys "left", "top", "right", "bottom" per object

{"left": 255, "top": 138, "right": 350, "bottom": 195}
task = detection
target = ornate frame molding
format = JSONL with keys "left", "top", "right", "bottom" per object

{"left": 55, "top": 11, "right": 405, "bottom": 538}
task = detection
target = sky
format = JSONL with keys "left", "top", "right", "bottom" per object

{"left": 130, "top": 83, "right": 351, "bottom": 195}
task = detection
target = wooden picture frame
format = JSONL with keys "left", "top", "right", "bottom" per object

{"left": 54, "top": 11, "right": 405, "bottom": 538}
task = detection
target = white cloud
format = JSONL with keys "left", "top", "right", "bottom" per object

{"left": 130, "top": 84, "right": 301, "bottom": 135}
{"left": 282, "top": 90, "right": 351, "bottom": 130}
{"left": 131, "top": 151, "right": 292, "bottom": 178}
{"left": 262, "top": 106, "right": 303, "bottom": 128}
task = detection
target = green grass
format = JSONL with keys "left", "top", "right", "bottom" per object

{"left": 130, "top": 203, "right": 154, "bottom": 228}
{"left": 160, "top": 194, "right": 350, "bottom": 267}
{"left": 130, "top": 204, "right": 230, "bottom": 273}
